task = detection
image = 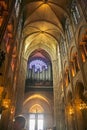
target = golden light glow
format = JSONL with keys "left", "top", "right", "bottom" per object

{"left": 69, "top": 107, "right": 74, "bottom": 115}
{"left": 67, "top": 105, "right": 74, "bottom": 115}
{"left": 40, "top": 3, "right": 49, "bottom": 11}
{"left": 11, "top": 106, "right": 15, "bottom": 114}
{"left": 2, "top": 99, "right": 11, "bottom": 109}
{"left": 81, "top": 52, "right": 86, "bottom": 62}
{"left": 29, "top": 104, "right": 44, "bottom": 113}
{"left": 70, "top": 61, "right": 75, "bottom": 77}
{"left": 71, "top": 67, "right": 75, "bottom": 77}
{"left": 0, "top": 86, "right": 4, "bottom": 97}
{"left": 23, "top": 94, "right": 49, "bottom": 105}
{"left": 79, "top": 102, "right": 87, "bottom": 110}
{"left": 74, "top": 98, "right": 87, "bottom": 110}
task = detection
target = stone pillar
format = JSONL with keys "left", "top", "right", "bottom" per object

{"left": 52, "top": 59, "right": 59, "bottom": 129}
{"left": 15, "top": 58, "right": 27, "bottom": 115}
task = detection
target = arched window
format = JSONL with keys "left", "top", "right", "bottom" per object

{"left": 15, "top": 0, "right": 21, "bottom": 17}
{"left": 59, "top": 36, "right": 67, "bottom": 56}
{"left": 73, "top": 54, "right": 80, "bottom": 72}
{"left": 70, "top": 61, "right": 75, "bottom": 77}
{"left": 70, "top": 53, "right": 80, "bottom": 77}
{"left": 65, "top": 19, "right": 73, "bottom": 43}
{"left": 64, "top": 68, "right": 70, "bottom": 87}
{"left": 71, "top": 0, "right": 80, "bottom": 25}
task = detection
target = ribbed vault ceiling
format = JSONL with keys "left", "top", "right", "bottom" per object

{"left": 22, "top": 0, "right": 71, "bottom": 60}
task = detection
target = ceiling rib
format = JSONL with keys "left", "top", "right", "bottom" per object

{"left": 23, "top": 20, "right": 64, "bottom": 36}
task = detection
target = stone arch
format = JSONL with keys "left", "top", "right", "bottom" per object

{"left": 63, "top": 60, "right": 70, "bottom": 87}
{"left": 69, "top": 46, "right": 77, "bottom": 61}
{"left": 63, "top": 60, "right": 68, "bottom": 70}
{"left": 77, "top": 25, "right": 87, "bottom": 62}
{"left": 23, "top": 94, "right": 52, "bottom": 113}
{"left": 69, "top": 46, "right": 80, "bottom": 77}
{"left": 77, "top": 24, "right": 87, "bottom": 43}
{"left": 29, "top": 104, "right": 44, "bottom": 113}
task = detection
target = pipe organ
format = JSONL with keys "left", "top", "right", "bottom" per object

{"left": 26, "top": 61, "right": 53, "bottom": 86}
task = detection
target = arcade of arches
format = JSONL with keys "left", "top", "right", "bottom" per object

{"left": 0, "top": 0, "right": 87, "bottom": 130}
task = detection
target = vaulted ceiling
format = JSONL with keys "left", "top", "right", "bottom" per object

{"left": 22, "top": 0, "right": 71, "bottom": 60}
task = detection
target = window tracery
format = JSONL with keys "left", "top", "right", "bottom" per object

{"left": 29, "top": 59, "right": 48, "bottom": 73}
{"left": 65, "top": 19, "right": 73, "bottom": 43}
{"left": 15, "top": 0, "right": 21, "bottom": 17}
{"left": 71, "top": 0, "right": 80, "bottom": 25}
{"left": 59, "top": 37, "right": 67, "bottom": 56}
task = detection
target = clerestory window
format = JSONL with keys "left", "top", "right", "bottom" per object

{"left": 71, "top": 0, "right": 80, "bottom": 25}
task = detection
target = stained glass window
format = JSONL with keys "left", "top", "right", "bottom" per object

{"left": 71, "top": 0, "right": 80, "bottom": 24}
{"left": 59, "top": 36, "right": 67, "bottom": 56}
{"left": 29, "top": 59, "right": 48, "bottom": 72}
{"left": 15, "top": 0, "right": 20, "bottom": 17}
{"left": 65, "top": 19, "right": 73, "bottom": 43}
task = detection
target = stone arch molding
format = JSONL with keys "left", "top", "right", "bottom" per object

{"left": 29, "top": 104, "right": 44, "bottom": 113}
{"left": 77, "top": 24, "right": 87, "bottom": 43}
{"left": 22, "top": 42, "right": 57, "bottom": 64}
{"left": 23, "top": 94, "right": 51, "bottom": 113}
{"left": 69, "top": 46, "right": 77, "bottom": 61}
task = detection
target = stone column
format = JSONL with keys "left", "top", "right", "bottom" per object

{"left": 52, "top": 59, "right": 59, "bottom": 129}
{"left": 15, "top": 58, "right": 27, "bottom": 115}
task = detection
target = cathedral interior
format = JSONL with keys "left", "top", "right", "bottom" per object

{"left": 0, "top": 0, "right": 87, "bottom": 130}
